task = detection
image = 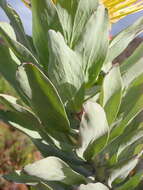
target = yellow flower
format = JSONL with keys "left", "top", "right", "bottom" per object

{"left": 21, "top": 0, "right": 143, "bottom": 23}
{"left": 102, "top": 0, "right": 143, "bottom": 23}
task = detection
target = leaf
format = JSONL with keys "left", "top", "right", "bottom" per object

{"left": 77, "top": 101, "right": 109, "bottom": 160}
{"left": 71, "top": 0, "right": 99, "bottom": 47}
{"left": 115, "top": 173, "right": 143, "bottom": 190}
{"left": 31, "top": 0, "right": 61, "bottom": 69}
{"left": 4, "top": 170, "right": 38, "bottom": 185}
{"left": 0, "top": 94, "right": 42, "bottom": 139}
{"left": 100, "top": 65, "right": 122, "bottom": 125}
{"left": 120, "top": 42, "right": 143, "bottom": 88}
{"left": 109, "top": 75, "right": 143, "bottom": 141}
{"left": 48, "top": 30, "right": 84, "bottom": 111}
{"left": 108, "top": 151, "right": 143, "bottom": 188}
{"left": 0, "top": 22, "right": 38, "bottom": 66}
{"left": 77, "top": 183, "right": 109, "bottom": 190}
{"left": 75, "top": 4, "right": 109, "bottom": 87}
{"left": 108, "top": 16, "right": 143, "bottom": 63}
{"left": 0, "top": 0, "right": 32, "bottom": 50}
{"left": 56, "top": 0, "right": 99, "bottom": 47}
{"left": 0, "top": 44, "right": 18, "bottom": 89}
{"left": 117, "top": 130, "right": 143, "bottom": 162}
{"left": 0, "top": 43, "right": 30, "bottom": 104}
{"left": 99, "top": 125, "right": 143, "bottom": 168}
{"left": 24, "top": 157, "right": 86, "bottom": 185}
{"left": 16, "top": 63, "right": 70, "bottom": 133}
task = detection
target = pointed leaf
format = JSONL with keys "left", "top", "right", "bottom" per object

{"left": 108, "top": 16, "right": 143, "bottom": 63}
{"left": 71, "top": 0, "right": 99, "bottom": 47}
{"left": 108, "top": 152, "right": 143, "bottom": 188}
{"left": 31, "top": 0, "right": 61, "bottom": 69}
{"left": 115, "top": 173, "right": 143, "bottom": 190}
{"left": 100, "top": 65, "right": 122, "bottom": 125}
{"left": 109, "top": 75, "right": 143, "bottom": 141}
{"left": 120, "top": 42, "right": 143, "bottom": 88}
{"left": 4, "top": 170, "right": 38, "bottom": 185}
{"left": 0, "top": 94, "right": 42, "bottom": 139}
{"left": 0, "top": 0, "right": 32, "bottom": 50}
{"left": 16, "top": 63, "right": 70, "bottom": 133}
{"left": 24, "top": 157, "right": 86, "bottom": 185}
{"left": 77, "top": 101, "right": 109, "bottom": 160}
{"left": 56, "top": 0, "right": 99, "bottom": 47}
{"left": 75, "top": 4, "right": 109, "bottom": 87}
{"left": 0, "top": 43, "right": 30, "bottom": 104}
{"left": 48, "top": 30, "right": 84, "bottom": 111}
{"left": 0, "top": 22, "right": 38, "bottom": 65}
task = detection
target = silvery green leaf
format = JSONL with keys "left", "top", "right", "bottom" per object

{"left": 75, "top": 4, "right": 109, "bottom": 87}
{"left": 48, "top": 30, "right": 84, "bottom": 111}
{"left": 77, "top": 101, "right": 109, "bottom": 160}
{"left": 24, "top": 157, "right": 86, "bottom": 185}
{"left": 100, "top": 65, "right": 122, "bottom": 125}
{"left": 108, "top": 151, "right": 143, "bottom": 188}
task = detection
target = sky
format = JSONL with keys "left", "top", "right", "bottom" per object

{"left": 0, "top": 0, "right": 143, "bottom": 36}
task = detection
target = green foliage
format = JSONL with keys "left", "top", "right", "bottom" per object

{"left": 0, "top": 0, "right": 143, "bottom": 189}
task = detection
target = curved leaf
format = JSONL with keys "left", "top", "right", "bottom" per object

{"left": 16, "top": 63, "right": 70, "bottom": 133}
{"left": 100, "top": 65, "right": 122, "bottom": 125}
{"left": 0, "top": 22, "right": 38, "bottom": 66}
{"left": 108, "top": 16, "right": 143, "bottom": 63}
{"left": 115, "top": 173, "right": 143, "bottom": 190}
{"left": 48, "top": 30, "right": 84, "bottom": 111}
{"left": 108, "top": 151, "right": 143, "bottom": 188}
{"left": 109, "top": 75, "right": 143, "bottom": 141}
{"left": 0, "top": 0, "right": 32, "bottom": 50}
{"left": 75, "top": 4, "right": 109, "bottom": 87}
{"left": 77, "top": 101, "right": 109, "bottom": 160}
{"left": 24, "top": 157, "right": 86, "bottom": 185}
{"left": 120, "top": 42, "right": 143, "bottom": 88}
{"left": 31, "top": 0, "right": 61, "bottom": 69}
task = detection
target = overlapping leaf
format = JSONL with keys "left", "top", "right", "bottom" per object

{"left": 75, "top": 4, "right": 109, "bottom": 87}
{"left": 0, "top": 0, "right": 32, "bottom": 50}
{"left": 48, "top": 30, "right": 84, "bottom": 111}
{"left": 100, "top": 66, "right": 122, "bottom": 125}
{"left": 24, "top": 157, "right": 86, "bottom": 185}
{"left": 31, "top": 0, "right": 61, "bottom": 69}
{"left": 16, "top": 63, "right": 70, "bottom": 134}
{"left": 0, "top": 22, "right": 38, "bottom": 66}
{"left": 77, "top": 101, "right": 109, "bottom": 160}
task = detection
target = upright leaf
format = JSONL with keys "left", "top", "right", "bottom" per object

{"left": 16, "top": 63, "right": 70, "bottom": 133}
{"left": 48, "top": 30, "right": 84, "bottom": 111}
{"left": 56, "top": 0, "right": 99, "bottom": 47}
{"left": 120, "top": 42, "right": 143, "bottom": 88}
{"left": 31, "top": 0, "right": 61, "bottom": 69}
{"left": 75, "top": 4, "right": 109, "bottom": 87}
{"left": 109, "top": 75, "right": 143, "bottom": 141}
{"left": 108, "top": 151, "right": 143, "bottom": 188}
{"left": 0, "top": 22, "right": 38, "bottom": 66}
{"left": 77, "top": 101, "right": 109, "bottom": 160}
{"left": 100, "top": 66, "right": 122, "bottom": 125}
{"left": 0, "top": 0, "right": 32, "bottom": 50}
{"left": 108, "top": 16, "right": 143, "bottom": 63}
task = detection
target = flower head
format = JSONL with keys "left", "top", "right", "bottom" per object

{"left": 102, "top": 0, "right": 143, "bottom": 23}
{"left": 21, "top": 0, "right": 143, "bottom": 23}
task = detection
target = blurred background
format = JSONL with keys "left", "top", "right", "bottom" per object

{"left": 0, "top": 1, "right": 143, "bottom": 190}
